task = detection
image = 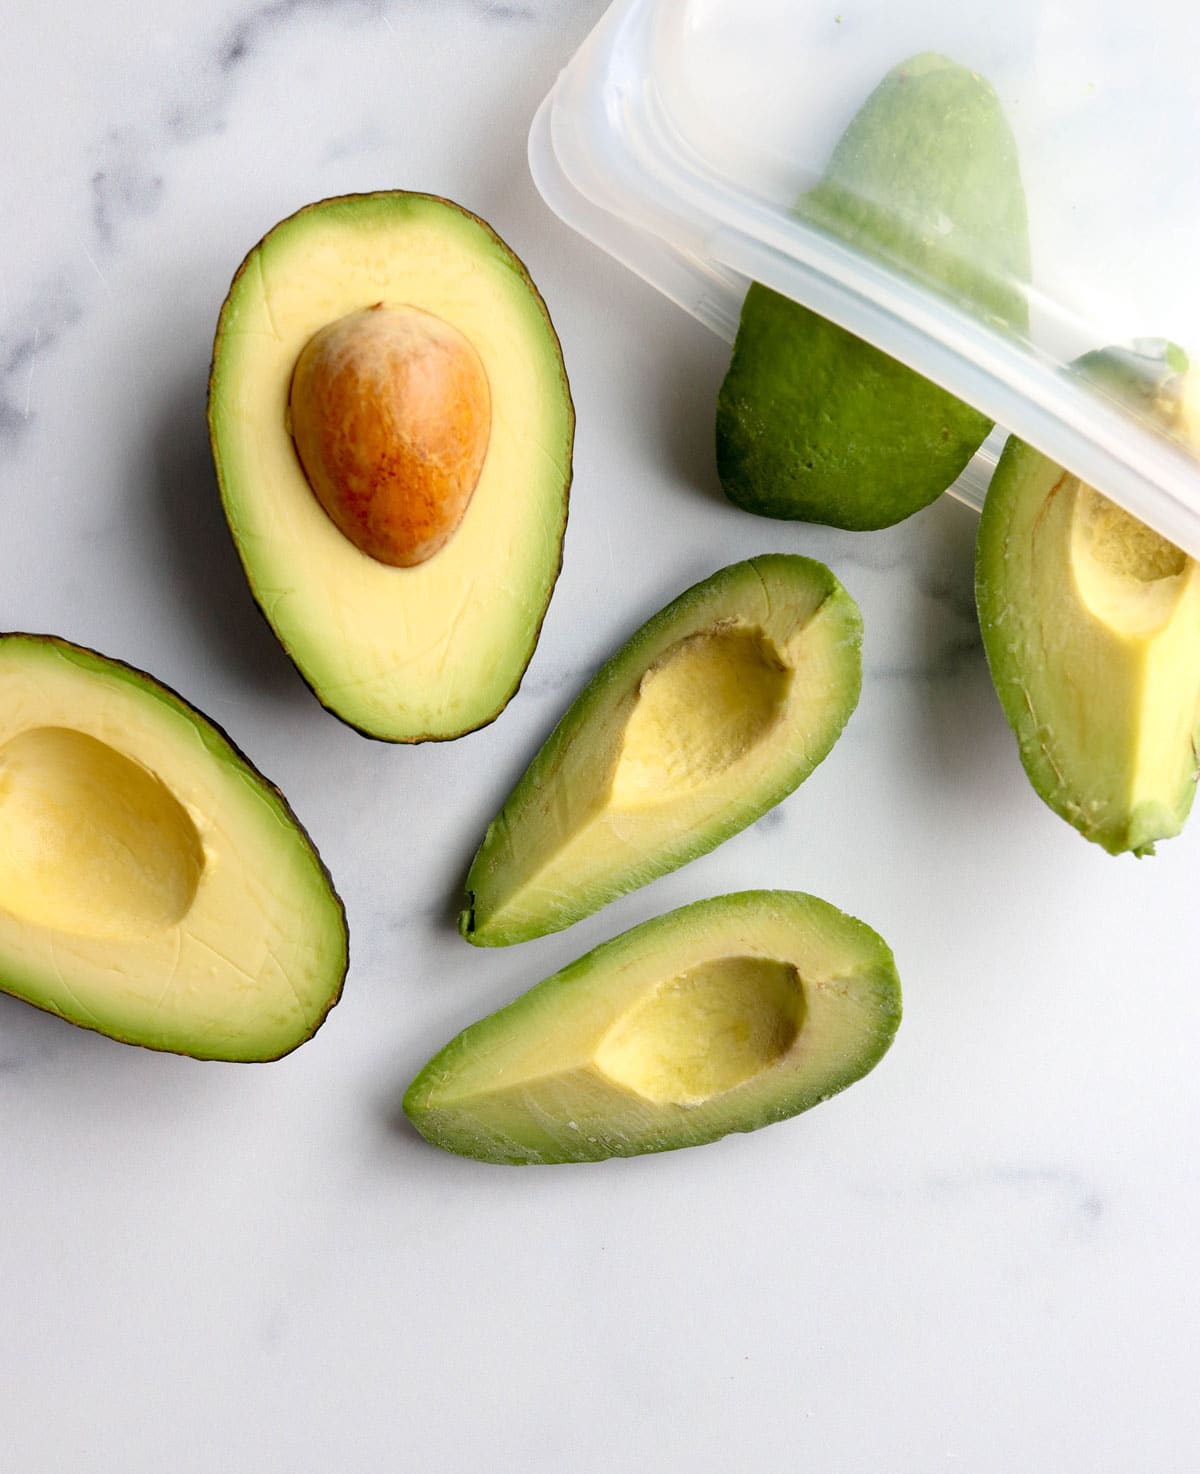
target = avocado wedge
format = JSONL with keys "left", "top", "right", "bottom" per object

{"left": 0, "top": 634, "right": 347, "bottom": 1058}
{"left": 407, "top": 891, "right": 901, "bottom": 1165}
{"left": 976, "top": 345, "right": 1200, "bottom": 855}
{"left": 208, "top": 192, "right": 574, "bottom": 742}
{"left": 716, "top": 52, "right": 1030, "bottom": 529}
{"left": 461, "top": 555, "right": 862, "bottom": 946}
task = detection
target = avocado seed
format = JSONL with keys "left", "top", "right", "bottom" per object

{"left": 288, "top": 303, "right": 491, "bottom": 567}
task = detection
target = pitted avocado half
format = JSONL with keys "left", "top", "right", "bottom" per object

{"left": 208, "top": 192, "right": 574, "bottom": 742}
{"left": 0, "top": 634, "right": 347, "bottom": 1058}
{"left": 461, "top": 555, "right": 862, "bottom": 946}
{"left": 717, "top": 52, "right": 1030, "bottom": 529}
{"left": 407, "top": 891, "right": 901, "bottom": 1165}
{"left": 976, "top": 344, "right": 1200, "bottom": 855}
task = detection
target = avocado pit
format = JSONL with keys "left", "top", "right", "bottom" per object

{"left": 289, "top": 303, "right": 491, "bottom": 567}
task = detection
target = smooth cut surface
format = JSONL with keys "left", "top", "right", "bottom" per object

{"left": 406, "top": 891, "right": 901, "bottom": 1164}
{"left": 609, "top": 625, "right": 790, "bottom": 805}
{"left": 977, "top": 440, "right": 1200, "bottom": 855}
{"left": 13, "top": 6, "right": 1200, "bottom": 1470}
{"left": 593, "top": 956, "right": 804, "bottom": 1104}
{"left": 0, "top": 726, "right": 204, "bottom": 938}
{"left": 0, "top": 635, "right": 347, "bottom": 1058}
{"left": 209, "top": 192, "right": 573, "bottom": 741}
{"left": 461, "top": 555, "right": 863, "bottom": 946}
{"left": 289, "top": 303, "right": 491, "bottom": 568}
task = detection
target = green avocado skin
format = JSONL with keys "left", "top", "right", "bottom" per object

{"left": 717, "top": 52, "right": 1030, "bottom": 530}
{"left": 459, "top": 555, "right": 863, "bottom": 946}
{"left": 0, "top": 633, "right": 348, "bottom": 1059}
{"left": 407, "top": 891, "right": 902, "bottom": 1166}
{"left": 975, "top": 437, "right": 1189, "bottom": 857}
{"left": 1073, "top": 341, "right": 1190, "bottom": 422}
{"left": 718, "top": 290, "right": 992, "bottom": 528}
{"left": 975, "top": 345, "right": 1199, "bottom": 857}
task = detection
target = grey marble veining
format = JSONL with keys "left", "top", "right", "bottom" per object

{"left": 897, "top": 1164, "right": 1108, "bottom": 1230}
{"left": 1, "top": 2, "right": 1199, "bottom": 1471}
{"left": 0, "top": 280, "right": 83, "bottom": 448}
{"left": 0, "top": 0, "right": 570, "bottom": 457}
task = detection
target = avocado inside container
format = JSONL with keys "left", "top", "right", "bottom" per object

{"left": 529, "top": 0, "right": 1200, "bottom": 551}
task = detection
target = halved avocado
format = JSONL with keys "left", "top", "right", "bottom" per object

{"left": 461, "top": 555, "right": 862, "bottom": 946}
{"left": 716, "top": 52, "right": 1030, "bottom": 529}
{"left": 0, "top": 634, "right": 348, "bottom": 1058}
{"left": 208, "top": 192, "right": 574, "bottom": 742}
{"left": 976, "top": 348, "right": 1200, "bottom": 855}
{"left": 407, "top": 891, "right": 901, "bottom": 1164}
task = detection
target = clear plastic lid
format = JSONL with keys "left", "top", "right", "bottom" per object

{"left": 530, "top": 0, "right": 1200, "bottom": 551}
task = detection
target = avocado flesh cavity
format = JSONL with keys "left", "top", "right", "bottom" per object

{"left": 976, "top": 435, "right": 1200, "bottom": 856}
{"left": 0, "top": 635, "right": 347, "bottom": 1058}
{"left": 717, "top": 52, "right": 1030, "bottom": 530}
{"left": 406, "top": 891, "right": 901, "bottom": 1164}
{"left": 208, "top": 192, "right": 574, "bottom": 742}
{"left": 461, "top": 555, "right": 863, "bottom": 946}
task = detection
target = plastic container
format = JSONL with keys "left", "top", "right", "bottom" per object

{"left": 529, "top": 0, "right": 1200, "bottom": 551}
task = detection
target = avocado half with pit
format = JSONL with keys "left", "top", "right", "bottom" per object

{"left": 407, "top": 891, "right": 901, "bottom": 1164}
{"left": 716, "top": 52, "right": 1030, "bottom": 529}
{"left": 976, "top": 346, "right": 1200, "bottom": 856}
{"left": 208, "top": 192, "right": 574, "bottom": 742}
{"left": 0, "top": 634, "right": 347, "bottom": 1058}
{"left": 462, "top": 555, "right": 862, "bottom": 946}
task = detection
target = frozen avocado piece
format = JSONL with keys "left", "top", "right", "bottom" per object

{"left": 1073, "top": 339, "right": 1193, "bottom": 431}
{"left": 461, "top": 555, "right": 862, "bottom": 946}
{"left": 717, "top": 52, "right": 1030, "bottom": 530}
{"left": 208, "top": 192, "right": 574, "bottom": 742}
{"left": 976, "top": 345, "right": 1200, "bottom": 856}
{"left": 407, "top": 891, "right": 901, "bottom": 1164}
{"left": 0, "top": 634, "right": 347, "bottom": 1058}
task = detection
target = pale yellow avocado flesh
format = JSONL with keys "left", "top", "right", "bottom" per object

{"left": 406, "top": 891, "right": 901, "bottom": 1164}
{"left": 591, "top": 956, "right": 805, "bottom": 1105}
{"left": 508, "top": 623, "right": 803, "bottom": 911}
{"left": 0, "top": 637, "right": 347, "bottom": 1059}
{"left": 463, "top": 556, "right": 863, "bottom": 945}
{"left": 977, "top": 445, "right": 1200, "bottom": 855}
{"left": 608, "top": 625, "right": 791, "bottom": 808}
{"left": 1069, "top": 486, "right": 1200, "bottom": 829}
{"left": 208, "top": 193, "right": 573, "bottom": 741}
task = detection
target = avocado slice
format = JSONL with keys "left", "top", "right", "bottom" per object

{"left": 208, "top": 192, "right": 574, "bottom": 742}
{"left": 716, "top": 52, "right": 1030, "bottom": 529}
{"left": 407, "top": 891, "right": 900, "bottom": 1164}
{"left": 0, "top": 634, "right": 348, "bottom": 1058}
{"left": 461, "top": 555, "right": 862, "bottom": 946}
{"left": 976, "top": 346, "right": 1200, "bottom": 855}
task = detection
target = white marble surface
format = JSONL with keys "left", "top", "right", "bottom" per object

{"left": 2, "top": 3, "right": 1199, "bottom": 1470}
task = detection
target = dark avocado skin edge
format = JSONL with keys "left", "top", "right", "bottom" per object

{"left": 0, "top": 631, "right": 350, "bottom": 1061}
{"left": 206, "top": 190, "right": 576, "bottom": 745}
